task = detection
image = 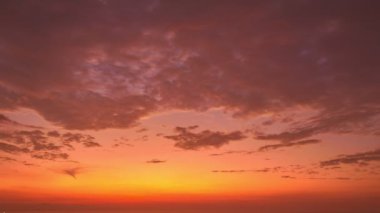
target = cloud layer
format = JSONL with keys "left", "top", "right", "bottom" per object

{"left": 0, "top": 0, "right": 378, "bottom": 142}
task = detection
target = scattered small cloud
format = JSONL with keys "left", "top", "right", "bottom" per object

{"left": 209, "top": 150, "right": 250, "bottom": 156}
{"left": 32, "top": 152, "right": 69, "bottom": 161}
{"left": 112, "top": 142, "right": 134, "bottom": 148}
{"left": 212, "top": 170, "right": 248, "bottom": 173}
{"left": 136, "top": 128, "right": 148, "bottom": 133}
{"left": 0, "top": 156, "right": 17, "bottom": 162}
{"left": 146, "top": 159, "right": 166, "bottom": 164}
{"left": 0, "top": 142, "right": 30, "bottom": 154}
{"left": 62, "top": 167, "right": 84, "bottom": 179}
{"left": 165, "top": 126, "right": 246, "bottom": 150}
{"left": 0, "top": 116, "right": 100, "bottom": 163}
{"left": 281, "top": 175, "right": 296, "bottom": 179}
{"left": 258, "top": 139, "right": 321, "bottom": 152}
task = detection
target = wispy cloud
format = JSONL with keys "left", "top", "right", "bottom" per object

{"left": 0, "top": 156, "right": 17, "bottom": 162}
{"left": 212, "top": 170, "right": 248, "bottom": 173}
{"left": 258, "top": 139, "right": 321, "bottom": 152}
{"left": 210, "top": 150, "right": 251, "bottom": 156}
{"left": 146, "top": 159, "right": 166, "bottom": 164}
{"left": 281, "top": 175, "right": 296, "bottom": 179}
{"left": 0, "top": 114, "right": 100, "bottom": 163}
{"left": 320, "top": 149, "right": 380, "bottom": 167}
{"left": 61, "top": 167, "right": 84, "bottom": 179}
{"left": 32, "top": 152, "right": 69, "bottom": 161}
{"left": 0, "top": 142, "right": 30, "bottom": 154}
{"left": 164, "top": 126, "right": 246, "bottom": 150}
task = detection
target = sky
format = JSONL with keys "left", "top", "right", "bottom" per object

{"left": 0, "top": 0, "right": 379, "bottom": 212}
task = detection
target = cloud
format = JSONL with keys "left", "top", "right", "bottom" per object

{"left": 210, "top": 139, "right": 321, "bottom": 156}
{"left": 0, "top": 155, "right": 38, "bottom": 167}
{"left": 62, "top": 132, "right": 100, "bottom": 148}
{"left": 146, "top": 159, "right": 166, "bottom": 164}
{"left": 335, "top": 177, "right": 351, "bottom": 180}
{"left": 112, "top": 138, "right": 133, "bottom": 148}
{"left": 1, "top": 129, "right": 61, "bottom": 158}
{"left": 164, "top": 126, "right": 246, "bottom": 150}
{"left": 212, "top": 168, "right": 278, "bottom": 173}
{"left": 21, "top": 161, "right": 37, "bottom": 167}
{"left": 0, "top": 115, "right": 100, "bottom": 162}
{"left": 187, "top": 125, "right": 199, "bottom": 130}
{"left": 62, "top": 167, "right": 83, "bottom": 179}
{"left": 136, "top": 128, "right": 148, "bottom": 133}
{"left": 212, "top": 170, "right": 248, "bottom": 173}
{"left": 0, "top": 114, "right": 14, "bottom": 123}
{"left": 28, "top": 92, "right": 157, "bottom": 130}
{"left": 258, "top": 139, "right": 321, "bottom": 152}
{"left": 0, "top": 0, "right": 377, "bottom": 138}
{"left": 0, "top": 87, "right": 21, "bottom": 110}
{"left": 254, "top": 168, "right": 272, "bottom": 173}
{"left": 320, "top": 149, "right": 380, "bottom": 167}
{"left": 0, "top": 142, "right": 29, "bottom": 154}
{"left": 255, "top": 110, "right": 380, "bottom": 143}
{"left": 209, "top": 150, "right": 250, "bottom": 156}
{"left": 47, "top": 131, "right": 60, "bottom": 137}
{"left": 281, "top": 175, "right": 296, "bottom": 179}
{"left": 0, "top": 156, "right": 17, "bottom": 162}
{"left": 306, "top": 177, "right": 352, "bottom": 181}
{"left": 0, "top": 1, "right": 379, "bottom": 184}
{"left": 32, "top": 152, "right": 69, "bottom": 161}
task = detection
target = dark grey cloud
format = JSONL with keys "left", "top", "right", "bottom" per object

{"left": 281, "top": 175, "right": 296, "bottom": 179}
{"left": 136, "top": 128, "right": 148, "bottom": 133}
{"left": 0, "top": 0, "right": 377, "bottom": 138}
{"left": 0, "top": 142, "right": 30, "bottom": 154}
{"left": 0, "top": 155, "right": 38, "bottom": 167}
{"left": 212, "top": 170, "right": 248, "bottom": 173}
{"left": 62, "top": 132, "right": 100, "bottom": 148}
{"left": 255, "top": 110, "right": 380, "bottom": 143}
{"left": 254, "top": 168, "right": 272, "bottom": 173}
{"left": 306, "top": 177, "right": 352, "bottom": 181}
{"left": 0, "top": 0, "right": 379, "bottom": 185}
{"left": 164, "top": 126, "right": 246, "bottom": 150}
{"left": 212, "top": 168, "right": 279, "bottom": 173}
{"left": 112, "top": 137, "right": 133, "bottom": 148}
{"left": 21, "top": 161, "right": 37, "bottom": 167}
{"left": 28, "top": 92, "right": 156, "bottom": 130}
{"left": 0, "top": 114, "right": 14, "bottom": 123}
{"left": 62, "top": 167, "right": 83, "bottom": 179}
{"left": 210, "top": 139, "right": 321, "bottom": 156}
{"left": 213, "top": 162, "right": 379, "bottom": 180}
{"left": 146, "top": 159, "right": 166, "bottom": 164}
{"left": 0, "top": 156, "right": 38, "bottom": 166}
{"left": 0, "top": 115, "right": 100, "bottom": 162}
{"left": 320, "top": 149, "right": 380, "bottom": 167}
{"left": 0, "top": 156, "right": 17, "bottom": 162}
{"left": 258, "top": 139, "right": 321, "bottom": 152}
{"left": 209, "top": 150, "right": 250, "bottom": 156}
{"left": 32, "top": 152, "right": 69, "bottom": 161}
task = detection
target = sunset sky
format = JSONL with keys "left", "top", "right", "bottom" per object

{"left": 0, "top": 0, "right": 379, "bottom": 212}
